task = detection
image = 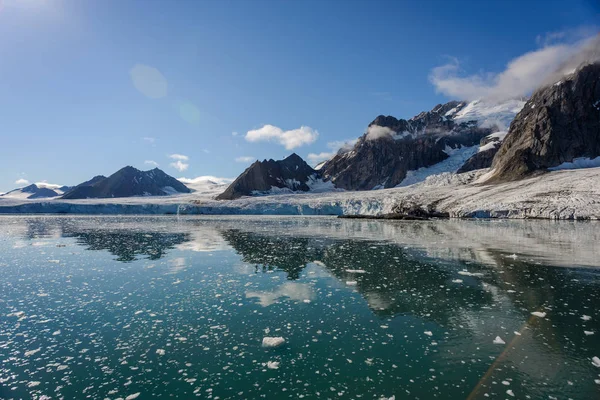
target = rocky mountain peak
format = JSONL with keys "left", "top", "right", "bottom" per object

{"left": 61, "top": 166, "right": 190, "bottom": 199}
{"left": 217, "top": 154, "right": 318, "bottom": 200}
{"left": 487, "top": 62, "right": 600, "bottom": 182}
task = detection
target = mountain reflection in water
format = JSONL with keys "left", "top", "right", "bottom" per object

{"left": 1, "top": 216, "right": 599, "bottom": 400}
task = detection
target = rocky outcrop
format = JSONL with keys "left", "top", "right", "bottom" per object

{"left": 488, "top": 62, "right": 600, "bottom": 182}
{"left": 457, "top": 133, "right": 505, "bottom": 173}
{"left": 457, "top": 147, "right": 498, "bottom": 173}
{"left": 320, "top": 101, "right": 496, "bottom": 190}
{"left": 62, "top": 167, "right": 190, "bottom": 199}
{"left": 217, "top": 154, "right": 318, "bottom": 200}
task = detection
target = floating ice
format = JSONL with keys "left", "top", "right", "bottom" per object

{"left": 424, "top": 331, "right": 433, "bottom": 336}
{"left": 262, "top": 337, "right": 285, "bottom": 348}
{"left": 584, "top": 331, "right": 595, "bottom": 336}
{"left": 582, "top": 315, "right": 592, "bottom": 321}
{"left": 451, "top": 279, "right": 463, "bottom": 283}
{"left": 24, "top": 347, "right": 41, "bottom": 357}
{"left": 457, "top": 270, "right": 484, "bottom": 277}
{"left": 592, "top": 356, "right": 600, "bottom": 367}
{"left": 493, "top": 336, "right": 506, "bottom": 345}
{"left": 345, "top": 269, "right": 367, "bottom": 274}
{"left": 346, "top": 281, "right": 358, "bottom": 286}
{"left": 506, "top": 389, "right": 514, "bottom": 397}
{"left": 530, "top": 311, "right": 546, "bottom": 318}
{"left": 266, "top": 361, "right": 280, "bottom": 369}
{"left": 156, "top": 349, "right": 166, "bottom": 356}
{"left": 126, "top": 393, "right": 141, "bottom": 400}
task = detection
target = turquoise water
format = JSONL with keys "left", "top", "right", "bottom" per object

{"left": 1, "top": 216, "right": 599, "bottom": 400}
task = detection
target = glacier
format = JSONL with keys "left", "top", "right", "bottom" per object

{"left": 1, "top": 166, "right": 599, "bottom": 220}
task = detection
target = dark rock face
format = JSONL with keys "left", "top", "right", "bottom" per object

{"left": 217, "top": 153, "right": 317, "bottom": 200}
{"left": 457, "top": 147, "right": 498, "bottom": 173}
{"left": 489, "top": 63, "right": 600, "bottom": 182}
{"left": 62, "top": 167, "right": 190, "bottom": 199}
{"left": 457, "top": 134, "right": 504, "bottom": 173}
{"left": 321, "top": 101, "right": 494, "bottom": 190}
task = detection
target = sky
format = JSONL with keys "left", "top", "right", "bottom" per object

{"left": 0, "top": 0, "right": 598, "bottom": 192}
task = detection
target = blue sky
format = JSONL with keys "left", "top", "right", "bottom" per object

{"left": 0, "top": 0, "right": 598, "bottom": 191}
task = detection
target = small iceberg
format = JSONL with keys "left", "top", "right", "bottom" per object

{"left": 493, "top": 336, "right": 506, "bottom": 345}
{"left": 262, "top": 337, "right": 285, "bottom": 348}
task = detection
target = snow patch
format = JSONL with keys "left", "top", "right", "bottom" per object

{"left": 397, "top": 145, "right": 478, "bottom": 187}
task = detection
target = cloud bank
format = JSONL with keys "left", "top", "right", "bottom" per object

{"left": 15, "top": 179, "right": 30, "bottom": 186}
{"left": 430, "top": 31, "right": 600, "bottom": 101}
{"left": 245, "top": 125, "right": 318, "bottom": 150}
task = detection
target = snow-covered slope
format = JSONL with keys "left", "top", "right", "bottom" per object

{"left": 178, "top": 176, "right": 233, "bottom": 198}
{"left": 452, "top": 99, "right": 526, "bottom": 131}
{"left": 1, "top": 183, "right": 69, "bottom": 200}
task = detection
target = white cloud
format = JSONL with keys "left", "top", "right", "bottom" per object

{"left": 169, "top": 154, "right": 189, "bottom": 161}
{"left": 35, "top": 182, "right": 62, "bottom": 189}
{"left": 232, "top": 131, "right": 239, "bottom": 136}
{"left": 366, "top": 125, "right": 395, "bottom": 141}
{"left": 15, "top": 178, "right": 30, "bottom": 186}
{"left": 235, "top": 156, "right": 255, "bottom": 163}
{"left": 130, "top": 64, "right": 168, "bottom": 99}
{"left": 429, "top": 32, "right": 600, "bottom": 101}
{"left": 143, "top": 137, "right": 155, "bottom": 144}
{"left": 144, "top": 160, "right": 159, "bottom": 167}
{"left": 170, "top": 160, "right": 189, "bottom": 172}
{"left": 245, "top": 125, "right": 319, "bottom": 150}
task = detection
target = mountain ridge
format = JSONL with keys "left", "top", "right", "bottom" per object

{"left": 62, "top": 166, "right": 190, "bottom": 199}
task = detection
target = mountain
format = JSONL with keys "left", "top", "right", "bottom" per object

{"left": 61, "top": 166, "right": 191, "bottom": 199}
{"left": 217, "top": 153, "right": 326, "bottom": 200}
{"left": 487, "top": 62, "right": 600, "bottom": 182}
{"left": 320, "top": 99, "right": 525, "bottom": 190}
{"left": 1, "top": 184, "right": 60, "bottom": 199}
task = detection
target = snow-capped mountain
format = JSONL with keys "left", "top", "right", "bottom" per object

{"left": 217, "top": 153, "right": 334, "bottom": 200}
{"left": 1, "top": 183, "right": 71, "bottom": 200}
{"left": 62, "top": 166, "right": 191, "bottom": 199}
{"left": 487, "top": 62, "right": 600, "bottom": 182}
{"left": 319, "top": 98, "right": 526, "bottom": 190}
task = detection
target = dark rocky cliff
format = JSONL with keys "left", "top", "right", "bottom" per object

{"left": 320, "top": 101, "right": 495, "bottom": 190}
{"left": 489, "top": 62, "right": 600, "bottom": 182}
{"left": 217, "top": 154, "right": 317, "bottom": 200}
